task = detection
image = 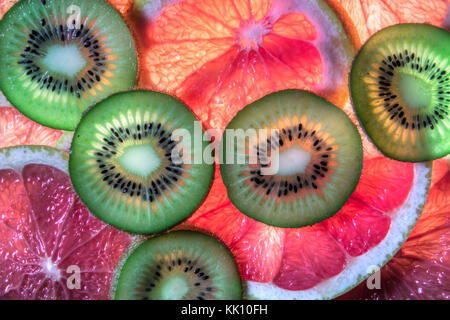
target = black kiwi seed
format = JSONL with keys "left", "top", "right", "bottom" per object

{"left": 375, "top": 50, "right": 449, "bottom": 131}
{"left": 245, "top": 122, "right": 335, "bottom": 198}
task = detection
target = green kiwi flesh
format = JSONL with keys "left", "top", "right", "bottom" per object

{"left": 220, "top": 90, "right": 363, "bottom": 228}
{"left": 69, "top": 90, "right": 214, "bottom": 234}
{"left": 114, "top": 231, "right": 242, "bottom": 300}
{"left": 0, "top": 0, "right": 137, "bottom": 130}
{"left": 351, "top": 24, "right": 450, "bottom": 162}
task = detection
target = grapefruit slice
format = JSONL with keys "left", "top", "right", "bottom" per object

{"left": 132, "top": 0, "right": 359, "bottom": 130}
{"left": 336, "top": 0, "right": 449, "bottom": 43}
{"left": 184, "top": 155, "right": 430, "bottom": 299}
{"left": 0, "top": 146, "right": 132, "bottom": 299}
{"left": 339, "top": 167, "right": 449, "bottom": 300}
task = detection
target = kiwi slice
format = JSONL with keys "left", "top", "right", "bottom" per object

{"left": 114, "top": 231, "right": 242, "bottom": 300}
{"left": 220, "top": 90, "right": 363, "bottom": 228}
{"left": 351, "top": 24, "right": 450, "bottom": 162}
{"left": 69, "top": 90, "right": 214, "bottom": 234}
{"left": 0, "top": 0, "right": 137, "bottom": 130}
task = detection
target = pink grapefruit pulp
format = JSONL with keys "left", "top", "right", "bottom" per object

{"left": 0, "top": 106, "right": 63, "bottom": 149}
{"left": 183, "top": 156, "right": 424, "bottom": 295}
{"left": 0, "top": 146, "right": 132, "bottom": 299}
{"left": 134, "top": 0, "right": 357, "bottom": 131}
{"left": 339, "top": 168, "right": 449, "bottom": 299}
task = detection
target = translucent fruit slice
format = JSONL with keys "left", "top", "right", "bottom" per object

{"left": 132, "top": 0, "right": 358, "bottom": 131}
{"left": 0, "top": 0, "right": 138, "bottom": 130}
{"left": 0, "top": 146, "right": 132, "bottom": 299}
{"left": 350, "top": 24, "right": 450, "bottom": 162}
{"left": 69, "top": 91, "right": 214, "bottom": 234}
{"left": 220, "top": 90, "right": 363, "bottom": 228}
{"left": 181, "top": 153, "right": 429, "bottom": 299}
{"left": 113, "top": 231, "right": 242, "bottom": 300}
{"left": 339, "top": 168, "right": 449, "bottom": 300}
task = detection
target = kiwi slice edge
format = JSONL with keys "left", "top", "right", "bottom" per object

{"left": 114, "top": 230, "right": 243, "bottom": 300}
{"left": 69, "top": 90, "right": 214, "bottom": 234}
{"left": 0, "top": 0, "right": 138, "bottom": 130}
{"left": 220, "top": 89, "right": 363, "bottom": 228}
{"left": 350, "top": 23, "right": 450, "bottom": 162}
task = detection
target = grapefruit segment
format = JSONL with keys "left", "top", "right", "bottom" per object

{"left": 0, "top": 169, "right": 43, "bottom": 296}
{"left": 248, "top": 0, "right": 273, "bottom": 22}
{"left": 271, "top": 12, "right": 317, "bottom": 40}
{"left": 150, "top": 1, "right": 235, "bottom": 42}
{"left": 0, "top": 169, "right": 43, "bottom": 258}
{"left": 52, "top": 197, "right": 106, "bottom": 264}
{"left": 431, "top": 158, "right": 449, "bottom": 188}
{"left": 229, "top": 222, "right": 284, "bottom": 283}
{"left": 175, "top": 45, "right": 242, "bottom": 111}
{"left": 408, "top": 172, "right": 449, "bottom": 241}
{"left": 186, "top": 169, "right": 253, "bottom": 247}
{"left": 0, "top": 0, "right": 16, "bottom": 19}
{"left": 53, "top": 196, "right": 132, "bottom": 300}
{"left": 262, "top": 34, "right": 322, "bottom": 85}
{"left": 321, "top": 197, "right": 391, "bottom": 257}
{"left": 273, "top": 226, "right": 347, "bottom": 291}
{"left": 186, "top": 0, "right": 243, "bottom": 29}
{"left": 146, "top": 38, "right": 236, "bottom": 91}
{"left": 0, "top": 107, "right": 63, "bottom": 149}
{"left": 188, "top": 203, "right": 252, "bottom": 248}
{"left": 340, "top": 172, "right": 449, "bottom": 300}
{"left": 353, "top": 157, "right": 414, "bottom": 213}
{"left": 22, "top": 164, "right": 75, "bottom": 258}
{"left": 106, "top": 0, "right": 133, "bottom": 15}
{"left": 0, "top": 146, "right": 132, "bottom": 299}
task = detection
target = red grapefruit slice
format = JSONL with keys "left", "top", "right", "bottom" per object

{"left": 132, "top": 0, "right": 358, "bottom": 131}
{"left": 339, "top": 168, "right": 449, "bottom": 300}
{"left": 0, "top": 146, "right": 132, "bottom": 299}
{"left": 180, "top": 153, "right": 430, "bottom": 299}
